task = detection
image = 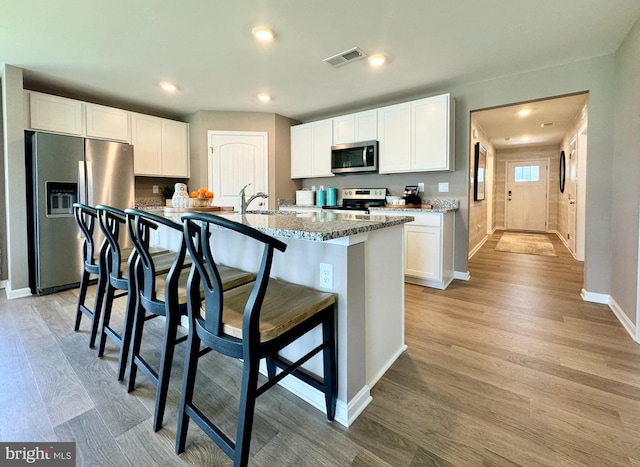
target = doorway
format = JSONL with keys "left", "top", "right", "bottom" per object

{"left": 470, "top": 93, "right": 588, "bottom": 258}
{"left": 208, "top": 131, "right": 268, "bottom": 209}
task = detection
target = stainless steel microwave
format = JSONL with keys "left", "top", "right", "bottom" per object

{"left": 331, "top": 140, "right": 378, "bottom": 174}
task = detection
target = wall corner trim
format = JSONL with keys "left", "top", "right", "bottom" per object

{"left": 454, "top": 270, "right": 471, "bottom": 281}
{"left": 5, "top": 285, "right": 32, "bottom": 300}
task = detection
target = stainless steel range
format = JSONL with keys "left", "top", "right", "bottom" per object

{"left": 323, "top": 188, "right": 387, "bottom": 214}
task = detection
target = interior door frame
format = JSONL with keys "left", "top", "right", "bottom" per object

{"left": 207, "top": 130, "right": 269, "bottom": 208}
{"left": 504, "top": 157, "right": 550, "bottom": 232}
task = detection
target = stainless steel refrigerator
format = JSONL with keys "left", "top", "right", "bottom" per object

{"left": 26, "top": 131, "right": 135, "bottom": 295}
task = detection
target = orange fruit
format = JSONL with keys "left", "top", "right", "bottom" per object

{"left": 198, "top": 187, "right": 207, "bottom": 194}
{"left": 190, "top": 191, "right": 198, "bottom": 198}
{"left": 205, "top": 191, "right": 214, "bottom": 198}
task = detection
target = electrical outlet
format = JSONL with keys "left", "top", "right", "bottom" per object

{"left": 438, "top": 182, "right": 449, "bottom": 193}
{"left": 319, "top": 263, "right": 333, "bottom": 290}
{"left": 417, "top": 182, "right": 424, "bottom": 192}
{"left": 152, "top": 185, "right": 159, "bottom": 194}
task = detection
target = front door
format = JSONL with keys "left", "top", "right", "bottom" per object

{"left": 506, "top": 159, "right": 548, "bottom": 231}
{"left": 208, "top": 131, "right": 268, "bottom": 209}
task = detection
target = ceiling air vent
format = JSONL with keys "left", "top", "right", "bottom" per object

{"left": 323, "top": 47, "right": 367, "bottom": 67}
{"left": 540, "top": 122, "right": 555, "bottom": 128}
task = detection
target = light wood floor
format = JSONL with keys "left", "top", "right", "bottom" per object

{"left": 2, "top": 231, "right": 640, "bottom": 466}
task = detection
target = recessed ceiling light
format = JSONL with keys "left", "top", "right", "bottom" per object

{"left": 522, "top": 136, "right": 531, "bottom": 141}
{"left": 252, "top": 26, "right": 275, "bottom": 41}
{"left": 257, "top": 93, "right": 272, "bottom": 102}
{"left": 159, "top": 82, "right": 178, "bottom": 92}
{"left": 368, "top": 54, "right": 386, "bottom": 67}
{"left": 517, "top": 109, "right": 531, "bottom": 117}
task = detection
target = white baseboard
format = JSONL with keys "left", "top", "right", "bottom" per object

{"left": 258, "top": 361, "right": 371, "bottom": 428}
{"left": 368, "top": 345, "right": 407, "bottom": 388}
{"left": 468, "top": 235, "right": 489, "bottom": 259}
{"left": 609, "top": 296, "right": 637, "bottom": 342}
{"left": 5, "top": 285, "right": 32, "bottom": 300}
{"left": 454, "top": 270, "right": 470, "bottom": 281}
{"left": 554, "top": 231, "right": 578, "bottom": 260}
{"left": 581, "top": 288, "right": 638, "bottom": 343}
{"left": 580, "top": 288, "right": 609, "bottom": 304}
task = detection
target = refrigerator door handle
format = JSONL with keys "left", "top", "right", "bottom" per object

{"left": 78, "top": 161, "right": 86, "bottom": 205}
{"left": 86, "top": 161, "right": 93, "bottom": 206}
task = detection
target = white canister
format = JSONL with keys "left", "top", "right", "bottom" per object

{"left": 295, "top": 190, "right": 315, "bottom": 206}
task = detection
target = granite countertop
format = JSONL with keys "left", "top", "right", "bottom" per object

{"left": 370, "top": 199, "right": 459, "bottom": 214}
{"left": 162, "top": 209, "right": 414, "bottom": 242}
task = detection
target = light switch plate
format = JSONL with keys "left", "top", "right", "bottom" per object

{"left": 417, "top": 183, "right": 424, "bottom": 192}
{"left": 438, "top": 182, "right": 449, "bottom": 193}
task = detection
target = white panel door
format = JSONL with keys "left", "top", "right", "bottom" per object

{"left": 209, "top": 131, "right": 268, "bottom": 209}
{"left": 506, "top": 159, "right": 548, "bottom": 231}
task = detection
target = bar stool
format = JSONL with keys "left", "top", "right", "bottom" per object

{"left": 95, "top": 205, "right": 175, "bottom": 381}
{"left": 176, "top": 212, "right": 337, "bottom": 467}
{"left": 124, "top": 208, "right": 255, "bottom": 432}
{"left": 72, "top": 203, "right": 110, "bottom": 347}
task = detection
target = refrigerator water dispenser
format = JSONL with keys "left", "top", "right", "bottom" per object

{"left": 46, "top": 181, "right": 77, "bottom": 216}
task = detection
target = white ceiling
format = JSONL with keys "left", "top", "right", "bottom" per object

{"left": 473, "top": 93, "right": 589, "bottom": 149}
{"left": 2, "top": 0, "right": 639, "bottom": 127}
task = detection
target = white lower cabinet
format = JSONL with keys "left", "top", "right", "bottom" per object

{"left": 376, "top": 210, "right": 454, "bottom": 289}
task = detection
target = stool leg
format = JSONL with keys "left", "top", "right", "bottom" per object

{"left": 127, "top": 298, "right": 146, "bottom": 393}
{"left": 74, "top": 269, "right": 90, "bottom": 333}
{"left": 98, "top": 285, "right": 115, "bottom": 358}
{"left": 89, "top": 272, "right": 107, "bottom": 348}
{"left": 265, "top": 355, "right": 277, "bottom": 380}
{"left": 116, "top": 291, "right": 136, "bottom": 381}
{"left": 323, "top": 306, "right": 338, "bottom": 421}
{"left": 234, "top": 357, "right": 260, "bottom": 467}
{"left": 153, "top": 311, "right": 179, "bottom": 432}
{"left": 176, "top": 328, "right": 201, "bottom": 454}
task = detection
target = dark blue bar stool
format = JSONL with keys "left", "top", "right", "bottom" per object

{"left": 124, "top": 208, "right": 255, "bottom": 432}
{"left": 176, "top": 212, "right": 337, "bottom": 467}
{"left": 72, "top": 203, "right": 108, "bottom": 347}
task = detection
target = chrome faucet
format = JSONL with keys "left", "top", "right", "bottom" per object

{"left": 239, "top": 183, "right": 268, "bottom": 215}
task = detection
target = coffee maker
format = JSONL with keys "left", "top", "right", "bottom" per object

{"left": 403, "top": 185, "right": 422, "bottom": 205}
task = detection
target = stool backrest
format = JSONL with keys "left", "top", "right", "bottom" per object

{"left": 125, "top": 208, "right": 187, "bottom": 309}
{"left": 96, "top": 205, "right": 131, "bottom": 280}
{"left": 181, "top": 213, "right": 287, "bottom": 352}
{"left": 73, "top": 202, "right": 105, "bottom": 269}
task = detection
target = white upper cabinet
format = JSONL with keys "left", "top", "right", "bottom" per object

{"left": 291, "top": 118, "right": 334, "bottom": 179}
{"left": 412, "top": 93, "right": 452, "bottom": 171}
{"left": 25, "top": 91, "right": 190, "bottom": 179}
{"left": 161, "top": 119, "right": 190, "bottom": 177}
{"left": 131, "top": 113, "right": 163, "bottom": 176}
{"left": 85, "top": 103, "right": 130, "bottom": 142}
{"left": 332, "top": 110, "right": 377, "bottom": 145}
{"left": 378, "top": 93, "right": 454, "bottom": 174}
{"left": 131, "top": 112, "right": 190, "bottom": 177}
{"left": 377, "top": 102, "right": 411, "bottom": 173}
{"left": 29, "top": 92, "right": 83, "bottom": 136}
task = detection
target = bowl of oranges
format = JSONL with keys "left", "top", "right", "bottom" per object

{"left": 190, "top": 187, "right": 214, "bottom": 207}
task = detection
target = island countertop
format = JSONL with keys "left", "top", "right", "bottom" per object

{"left": 160, "top": 209, "right": 414, "bottom": 242}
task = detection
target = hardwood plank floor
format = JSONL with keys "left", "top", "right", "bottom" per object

{"left": 2, "top": 231, "right": 639, "bottom": 466}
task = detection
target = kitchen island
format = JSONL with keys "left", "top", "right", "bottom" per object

{"left": 152, "top": 209, "right": 413, "bottom": 427}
